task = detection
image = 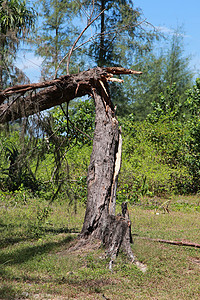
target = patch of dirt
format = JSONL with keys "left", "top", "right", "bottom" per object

{"left": 32, "top": 294, "right": 67, "bottom": 299}
{"left": 189, "top": 257, "right": 200, "bottom": 265}
{"left": 57, "top": 238, "right": 102, "bottom": 256}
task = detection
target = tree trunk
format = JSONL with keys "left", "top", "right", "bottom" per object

{"left": 99, "top": 0, "right": 105, "bottom": 66}
{"left": 79, "top": 79, "right": 141, "bottom": 270}
{"left": 80, "top": 81, "right": 119, "bottom": 239}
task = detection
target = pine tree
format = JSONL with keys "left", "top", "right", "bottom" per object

{"left": 124, "top": 30, "right": 193, "bottom": 120}
{"left": 0, "top": 0, "right": 35, "bottom": 88}
{"left": 164, "top": 30, "right": 193, "bottom": 100}
{"left": 34, "top": 0, "right": 83, "bottom": 79}
{"left": 84, "top": 0, "right": 157, "bottom": 67}
{"left": 74, "top": 0, "right": 158, "bottom": 116}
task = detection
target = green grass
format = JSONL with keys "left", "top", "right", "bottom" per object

{"left": 0, "top": 194, "right": 200, "bottom": 299}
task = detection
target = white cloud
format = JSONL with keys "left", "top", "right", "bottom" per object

{"left": 155, "top": 26, "right": 190, "bottom": 38}
{"left": 15, "top": 52, "right": 43, "bottom": 82}
{"left": 156, "top": 26, "right": 174, "bottom": 34}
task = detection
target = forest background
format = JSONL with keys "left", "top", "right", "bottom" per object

{"left": 1, "top": 0, "right": 200, "bottom": 208}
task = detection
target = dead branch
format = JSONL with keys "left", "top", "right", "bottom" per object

{"left": 106, "top": 67, "right": 142, "bottom": 75}
{"left": 57, "top": 9, "right": 105, "bottom": 77}
{"left": 66, "top": 9, "right": 105, "bottom": 75}
{"left": 0, "top": 79, "right": 61, "bottom": 103}
{"left": 137, "top": 236, "right": 200, "bottom": 249}
{"left": 0, "top": 67, "right": 142, "bottom": 124}
{"left": 54, "top": 17, "right": 147, "bottom": 78}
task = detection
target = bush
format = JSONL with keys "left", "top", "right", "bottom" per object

{"left": 118, "top": 117, "right": 192, "bottom": 197}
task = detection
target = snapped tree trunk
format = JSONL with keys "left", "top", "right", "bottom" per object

{"left": 80, "top": 78, "right": 140, "bottom": 269}
{"left": 80, "top": 80, "right": 119, "bottom": 239}
{"left": 0, "top": 67, "right": 144, "bottom": 269}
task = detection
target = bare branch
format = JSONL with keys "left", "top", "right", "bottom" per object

{"left": 54, "top": 9, "right": 105, "bottom": 79}
{"left": 66, "top": 9, "right": 105, "bottom": 75}
{"left": 54, "top": 17, "right": 147, "bottom": 79}
{"left": 106, "top": 67, "right": 142, "bottom": 75}
{"left": 74, "top": 0, "right": 90, "bottom": 20}
{"left": 137, "top": 236, "right": 200, "bottom": 249}
{"left": 107, "top": 78, "right": 124, "bottom": 83}
{"left": 89, "top": 0, "right": 95, "bottom": 23}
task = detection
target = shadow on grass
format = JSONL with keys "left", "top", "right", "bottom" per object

{"left": 0, "top": 236, "right": 32, "bottom": 250}
{"left": 0, "top": 223, "right": 79, "bottom": 250}
{"left": 0, "top": 222, "right": 31, "bottom": 250}
{"left": 0, "top": 235, "right": 76, "bottom": 275}
{"left": 43, "top": 226, "right": 80, "bottom": 234}
{"left": 1, "top": 274, "right": 113, "bottom": 298}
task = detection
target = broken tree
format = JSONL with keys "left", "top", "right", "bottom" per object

{"left": 0, "top": 66, "right": 146, "bottom": 270}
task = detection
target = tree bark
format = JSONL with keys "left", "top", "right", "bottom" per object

{"left": 80, "top": 80, "right": 119, "bottom": 239}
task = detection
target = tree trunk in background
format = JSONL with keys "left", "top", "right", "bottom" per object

{"left": 99, "top": 0, "right": 105, "bottom": 66}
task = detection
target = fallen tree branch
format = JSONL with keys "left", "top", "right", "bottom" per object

{"left": 106, "top": 67, "right": 142, "bottom": 75}
{"left": 137, "top": 236, "right": 200, "bottom": 248}
{"left": 0, "top": 67, "right": 142, "bottom": 124}
{"left": 0, "top": 79, "right": 61, "bottom": 103}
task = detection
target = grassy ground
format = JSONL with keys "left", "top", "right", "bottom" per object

{"left": 0, "top": 194, "right": 200, "bottom": 299}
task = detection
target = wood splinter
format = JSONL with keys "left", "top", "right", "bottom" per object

{"left": 99, "top": 79, "right": 109, "bottom": 98}
{"left": 107, "top": 77, "right": 124, "bottom": 83}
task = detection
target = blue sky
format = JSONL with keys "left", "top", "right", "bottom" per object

{"left": 17, "top": 0, "right": 200, "bottom": 82}
{"left": 136, "top": 0, "right": 200, "bottom": 73}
